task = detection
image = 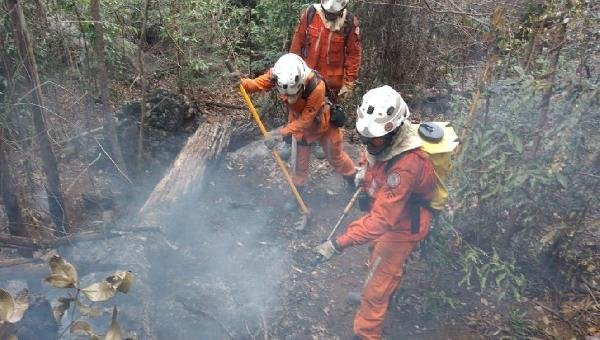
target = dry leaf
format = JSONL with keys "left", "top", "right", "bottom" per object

{"left": 0, "top": 289, "right": 15, "bottom": 322}
{"left": 71, "top": 320, "right": 100, "bottom": 339}
{"left": 105, "top": 306, "right": 122, "bottom": 340}
{"left": 71, "top": 320, "right": 94, "bottom": 334}
{"left": 81, "top": 282, "right": 117, "bottom": 302}
{"left": 7, "top": 335, "right": 17, "bottom": 340}
{"left": 108, "top": 271, "right": 134, "bottom": 294}
{"left": 48, "top": 256, "right": 78, "bottom": 288}
{"left": 6, "top": 289, "right": 29, "bottom": 323}
{"left": 53, "top": 297, "right": 73, "bottom": 321}
{"left": 76, "top": 300, "right": 102, "bottom": 317}
{"left": 45, "top": 274, "right": 77, "bottom": 289}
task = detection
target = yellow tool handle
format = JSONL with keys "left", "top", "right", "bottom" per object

{"left": 239, "top": 84, "right": 310, "bottom": 215}
{"left": 327, "top": 187, "right": 362, "bottom": 240}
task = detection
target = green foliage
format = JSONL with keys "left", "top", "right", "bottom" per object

{"left": 421, "top": 290, "right": 458, "bottom": 318}
{"left": 503, "top": 309, "right": 536, "bottom": 339}
{"left": 425, "top": 217, "right": 527, "bottom": 301}
{"left": 159, "top": 0, "right": 306, "bottom": 85}
{"left": 458, "top": 247, "right": 526, "bottom": 301}
{"left": 446, "top": 0, "right": 599, "bottom": 301}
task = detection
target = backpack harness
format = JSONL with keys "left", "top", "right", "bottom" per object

{"left": 301, "top": 5, "right": 355, "bottom": 60}
{"left": 381, "top": 122, "right": 459, "bottom": 234}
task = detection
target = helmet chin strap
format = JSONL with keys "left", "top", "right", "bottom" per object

{"left": 321, "top": 4, "right": 345, "bottom": 21}
{"left": 366, "top": 126, "right": 400, "bottom": 155}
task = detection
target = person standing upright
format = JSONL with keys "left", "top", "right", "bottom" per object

{"left": 288, "top": 0, "right": 362, "bottom": 159}
{"left": 290, "top": 0, "right": 362, "bottom": 103}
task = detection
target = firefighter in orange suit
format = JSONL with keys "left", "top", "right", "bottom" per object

{"left": 240, "top": 53, "right": 356, "bottom": 192}
{"left": 290, "top": 0, "right": 361, "bottom": 103}
{"left": 314, "top": 86, "right": 437, "bottom": 340}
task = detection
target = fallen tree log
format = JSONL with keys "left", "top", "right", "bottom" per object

{"left": 0, "top": 228, "right": 162, "bottom": 250}
{"left": 139, "top": 117, "right": 233, "bottom": 220}
{"left": 0, "top": 117, "right": 241, "bottom": 339}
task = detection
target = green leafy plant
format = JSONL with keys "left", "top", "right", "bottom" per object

{"left": 458, "top": 247, "right": 526, "bottom": 301}
{"left": 504, "top": 309, "right": 536, "bottom": 339}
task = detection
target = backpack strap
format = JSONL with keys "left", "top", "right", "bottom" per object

{"left": 342, "top": 11, "right": 355, "bottom": 46}
{"left": 302, "top": 6, "right": 355, "bottom": 58}
{"left": 301, "top": 5, "right": 317, "bottom": 59}
{"left": 302, "top": 71, "right": 321, "bottom": 100}
{"left": 384, "top": 151, "right": 433, "bottom": 234}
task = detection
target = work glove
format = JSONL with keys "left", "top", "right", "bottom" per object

{"left": 264, "top": 128, "right": 284, "bottom": 150}
{"left": 354, "top": 166, "right": 366, "bottom": 187}
{"left": 314, "top": 239, "right": 341, "bottom": 262}
{"left": 226, "top": 71, "right": 242, "bottom": 84}
{"left": 337, "top": 82, "right": 355, "bottom": 102}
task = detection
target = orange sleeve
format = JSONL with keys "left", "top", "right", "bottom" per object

{"left": 280, "top": 81, "right": 325, "bottom": 137}
{"left": 336, "top": 157, "right": 419, "bottom": 248}
{"left": 241, "top": 69, "right": 275, "bottom": 93}
{"left": 289, "top": 8, "right": 308, "bottom": 56}
{"left": 343, "top": 16, "right": 362, "bottom": 84}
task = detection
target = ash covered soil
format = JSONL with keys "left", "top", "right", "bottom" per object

{"left": 189, "top": 139, "right": 485, "bottom": 339}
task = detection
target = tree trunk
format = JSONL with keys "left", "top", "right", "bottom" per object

{"left": 0, "top": 128, "right": 27, "bottom": 237}
{"left": 90, "top": 0, "right": 129, "bottom": 179}
{"left": 454, "top": 7, "right": 503, "bottom": 158}
{"left": 0, "top": 32, "right": 24, "bottom": 236}
{"left": 526, "top": 6, "right": 570, "bottom": 160}
{"left": 137, "top": 0, "right": 150, "bottom": 173}
{"left": 139, "top": 118, "right": 232, "bottom": 221}
{"left": 5, "top": 0, "right": 69, "bottom": 235}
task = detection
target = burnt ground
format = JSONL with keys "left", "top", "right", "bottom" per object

{"left": 205, "top": 139, "right": 488, "bottom": 339}
{"left": 1, "top": 82, "right": 595, "bottom": 339}
{"left": 201, "top": 136, "right": 588, "bottom": 340}
{"left": 1, "top": 128, "right": 587, "bottom": 340}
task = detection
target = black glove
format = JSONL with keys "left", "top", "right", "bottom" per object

{"left": 358, "top": 191, "right": 371, "bottom": 212}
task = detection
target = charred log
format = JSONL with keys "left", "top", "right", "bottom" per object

{"left": 139, "top": 118, "right": 233, "bottom": 221}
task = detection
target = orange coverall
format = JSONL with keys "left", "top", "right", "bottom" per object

{"left": 335, "top": 149, "right": 437, "bottom": 340}
{"left": 241, "top": 70, "right": 355, "bottom": 186}
{"left": 289, "top": 6, "right": 361, "bottom": 101}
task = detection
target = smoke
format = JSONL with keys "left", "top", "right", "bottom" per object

{"left": 148, "top": 160, "right": 290, "bottom": 338}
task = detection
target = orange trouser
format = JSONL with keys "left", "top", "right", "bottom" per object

{"left": 354, "top": 240, "right": 418, "bottom": 340}
{"left": 293, "top": 126, "right": 355, "bottom": 186}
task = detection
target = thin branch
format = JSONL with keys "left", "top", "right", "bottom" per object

{"left": 65, "top": 153, "right": 102, "bottom": 194}
{"left": 422, "top": 0, "right": 490, "bottom": 27}
{"left": 578, "top": 172, "right": 600, "bottom": 179}
{"left": 94, "top": 138, "right": 133, "bottom": 184}
{"left": 358, "top": 0, "right": 426, "bottom": 10}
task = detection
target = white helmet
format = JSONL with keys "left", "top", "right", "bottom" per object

{"left": 321, "top": 0, "right": 349, "bottom": 13}
{"left": 356, "top": 85, "right": 410, "bottom": 138}
{"left": 272, "top": 53, "right": 309, "bottom": 96}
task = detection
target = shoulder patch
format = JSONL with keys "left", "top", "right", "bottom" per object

{"left": 387, "top": 173, "right": 401, "bottom": 188}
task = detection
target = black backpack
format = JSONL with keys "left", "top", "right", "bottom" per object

{"left": 301, "top": 71, "right": 346, "bottom": 128}
{"left": 300, "top": 5, "right": 356, "bottom": 59}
